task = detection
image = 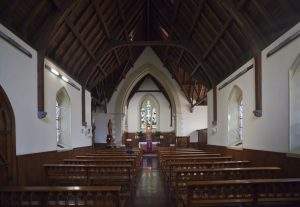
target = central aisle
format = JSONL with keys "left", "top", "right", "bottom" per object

{"left": 133, "top": 154, "right": 172, "bottom": 207}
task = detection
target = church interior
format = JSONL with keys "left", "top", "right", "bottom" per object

{"left": 0, "top": 0, "right": 300, "bottom": 206}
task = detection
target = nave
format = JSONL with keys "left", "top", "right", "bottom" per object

{"left": 0, "top": 0, "right": 300, "bottom": 206}
{"left": 1, "top": 146, "right": 300, "bottom": 207}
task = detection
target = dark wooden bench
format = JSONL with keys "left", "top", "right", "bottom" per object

{"left": 0, "top": 186, "right": 122, "bottom": 207}
{"left": 160, "top": 154, "right": 222, "bottom": 160}
{"left": 62, "top": 159, "right": 139, "bottom": 175}
{"left": 44, "top": 164, "right": 134, "bottom": 203}
{"left": 182, "top": 178, "right": 300, "bottom": 207}
{"left": 171, "top": 167, "right": 282, "bottom": 200}
{"left": 160, "top": 156, "right": 233, "bottom": 175}
{"left": 163, "top": 160, "right": 251, "bottom": 185}
{"left": 76, "top": 155, "right": 141, "bottom": 169}
{"left": 63, "top": 158, "right": 135, "bottom": 166}
{"left": 158, "top": 151, "right": 209, "bottom": 155}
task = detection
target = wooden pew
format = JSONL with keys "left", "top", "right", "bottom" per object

{"left": 44, "top": 164, "right": 134, "bottom": 203}
{"left": 76, "top": 155, "right": 138, "bottom": 159}
{"left": 183, "top": 178, "right": 300, "bottom": 207}
{"left": 62, "top": 158, "right": 140, "bottom": 177}
{"left": 159, "top": 152, "right": 212, "bottom": 156}
{"left": 164, "top": 160, "right": 251, "bottom": 185}
{"left": 76, "top": 155, "right": 141, "bottom": 170}
{"left": 171, "top": 167, "right": 282, "bottom": 198}
{"left": 170, "top": 167, "right": 282, "bottom": 187}
{"left": 160, "top": 156, "right": 233, "bottom": 176}
{"left": 158, "top": 147, "right": 202, "bottom": 152}
{"left": 86, "top": 153, "right": 142, "bottom": 162}
{"left": 0, "top": 186, "right": 122, "bottom": 207}
{"left": 63, "top": 158, "right": 135, "bottom": 166}
{"left": 160, "top": 154, "right": 222, "bottom": 158}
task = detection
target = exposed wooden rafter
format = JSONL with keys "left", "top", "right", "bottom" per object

{"left": 0, "top": 0, "right": 298, "bottom": 107}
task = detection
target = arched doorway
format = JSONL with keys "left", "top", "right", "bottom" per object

{"left": 228, "top": 85, "right": 244, "bottom": 148}
{"left": 0, "top": 84, "right": 17, "bottom": 185}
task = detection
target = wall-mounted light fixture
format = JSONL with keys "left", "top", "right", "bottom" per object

{"left": 45, "top": 64, "right": 80, "bottom": 91}
{"left": 50, "top": 68, "right": 59, "bottom": 76}
{"left": 61, "top": 75, "right": 69, "bottom": 83}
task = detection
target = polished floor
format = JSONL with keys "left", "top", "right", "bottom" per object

{"left": 133, "top": 155, "right": 172, "bottom": 207}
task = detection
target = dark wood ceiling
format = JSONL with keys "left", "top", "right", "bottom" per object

{"left": 0, "top": 0, "right": 299, "bottom": 107}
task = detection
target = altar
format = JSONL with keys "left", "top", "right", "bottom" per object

{"left": 139, "top": 141, "right": 159, "bottom": 153}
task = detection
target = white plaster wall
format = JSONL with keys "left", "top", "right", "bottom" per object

{"left": 207, "top": 22, "right": 300, "bottom": 153}
{"left": 290, "top": 59, "right": 300, "bottom": 153}
{"left": 0, "top": 24, "right": 92, "bottom": 155}
{"left": 94, "top": 47, "right": 207, "bottom": 144}
{"left": 93, "top": 109, "right": 107, "bottom": 143}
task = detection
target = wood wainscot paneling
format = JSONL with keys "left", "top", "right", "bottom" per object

{"left": 122, "top": 131, "right": 176, "bottom": 147}
{"left": 197, "top": 129, "right": 207, "bottom": 147}
{"left": 176, "top": 136, "right": 190, "bottom": 148}
{"left": 16, "top": 146, "right": 93, "bottom": 185}
{"left": 202, "top": 145, "right": 300, "bottom": 178}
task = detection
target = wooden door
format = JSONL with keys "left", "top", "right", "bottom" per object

{"left": 0, "top": 85, "right": 16, "bottom": 185}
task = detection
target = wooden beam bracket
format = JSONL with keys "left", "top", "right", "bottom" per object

{"left": 253, "top": 51, "right": 262, "bottom": 117}
{"left": 82, "top": 86, "right": 87, "bottom": 126}
{"left": 212, "top": 86, "right": 217, "bottom": 125}
{"left": 37, "top": 49, "right": 47, "bottom": 119}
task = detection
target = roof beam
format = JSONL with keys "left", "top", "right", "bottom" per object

{"left": 78, "top": 0, "right": 145, "bottom": 82}
{"left": 172, "top": 0, "right": 181, "bottom": 23}
{"left": 191, "top": 0, "right": 247, "bottom": 78}
{"left": 146, "top": 0, "right": 151, "bottom": 40}
{"left": 221, "top": 0, "right": 263, "bottom": 117}
{"left": 86, "top": 40, "right": 213, "bottom": 88}
{"left": 221, "top": 0, "right": 263, "bottom": 52}
{"left": 187, "top": 0, "right": 205, "bottom": 39}
{"left": 116, "top": 0, "right": 133, "bottom": 62}
{"left": 22, "top": 0, "right": 47, "bottom": 39}
{"left": 63, "top": 16, "right": 106, "bottom": 78}
{"left": 92, "top": 0, "right": 121, "bottom": 68}
{"left": 174, "top": 1, "right": 205, "bottom": 75}
{"left": 151, "top": 1, "right": 214, "bottom": 87}
{"left": 251, "top": 0, "right": 273, "bottom": 29}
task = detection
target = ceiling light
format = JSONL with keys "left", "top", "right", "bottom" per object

{"left": 160, "top": 26, "right": 169, "bottom": 38}
{"left": 61, "top": 75, "right": 69, "bottom": 83}
{"left": 50, "top": 68, "right": 59, "bottom": 76}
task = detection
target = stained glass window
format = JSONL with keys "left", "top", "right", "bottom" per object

{"left": 56, "top": 88, "right": 71, "bottom": 149}
{"left": 140, "top": 99, "right": 157, "bottom": 130}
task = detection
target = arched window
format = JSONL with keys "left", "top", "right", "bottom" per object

{"left": 290, "top": 54, "right": 300, "bottom": 153}
{"left": 228, "top": 85, "right": 243, "bottom": 148}
{"left": 56, "top": 87, "right": 71, "bottom": 149}
{"left": 140, "top": 95, "right": 159, "bottom": 131}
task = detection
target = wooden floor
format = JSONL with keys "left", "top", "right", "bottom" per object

{"left": 133, "top": 155, "right": 172, "bottom": 207}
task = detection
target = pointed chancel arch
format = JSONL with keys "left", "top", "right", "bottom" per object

{"left": 228, "top": 85, "right": 244, "bottom": 148}
{"left": 114, "top": 63, "right": 182, "bottom": 140}
{"left": 0, "top": 84, "right": 17, "bottom": 185}
{"left": 56, "top": 87, "right": 71, "bottom": 149}
{"left": 289, "top": 54, "right": 300, "bottom": 154}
